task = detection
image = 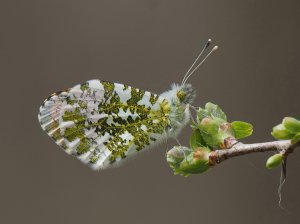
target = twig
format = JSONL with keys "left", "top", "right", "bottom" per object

{"left": 206, "top": 139, "right": 300, "bottom": 208}
{"left": 209, "top": 140, "right": 300, "bottom": 164}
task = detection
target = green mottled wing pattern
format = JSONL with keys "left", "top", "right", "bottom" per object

{"left": 38, "top": 80, "right": 171, "bottom": 170}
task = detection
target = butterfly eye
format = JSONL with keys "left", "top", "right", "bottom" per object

{"left": 177, "top": 90, "right": 186, "bottom": 102}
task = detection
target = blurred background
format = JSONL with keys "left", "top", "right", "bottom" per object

{"left": 1, "top": 0, "right": 300, "bottom": 223}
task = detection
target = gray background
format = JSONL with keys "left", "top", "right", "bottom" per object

{"left": 1, "top": 0, "right": 300, "bottom": 223}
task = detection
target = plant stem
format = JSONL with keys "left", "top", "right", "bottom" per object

{"left": 209, "top": 140, "right": 300, "bottom": 164}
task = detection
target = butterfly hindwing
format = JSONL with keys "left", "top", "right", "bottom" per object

{"left": 38, "top": 80, "right": 171, "bottom": 170}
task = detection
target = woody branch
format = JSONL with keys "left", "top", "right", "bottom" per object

{"left": 209, "top": 140, "right": 300, "bottom": 164}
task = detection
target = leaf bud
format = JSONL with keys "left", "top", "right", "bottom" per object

{"left": 271, "top": 124, "right": 294, "bottom": 140}
{"left": 266, "top": 153, "right": 284, "bottom": 169}
{"left": 283, "top": 117, "right": 300, "bottom": 134}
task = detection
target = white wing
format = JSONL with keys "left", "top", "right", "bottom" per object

{"left": 38, "top": 80, "right": 171, "bottom": 170}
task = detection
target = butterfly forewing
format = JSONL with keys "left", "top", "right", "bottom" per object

{"left": 38, "top": 80, "right": 170, "bottom": 170}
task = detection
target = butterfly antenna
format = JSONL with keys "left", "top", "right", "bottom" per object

{"left": 182, "top": 45, "right": 218, "bottom": 85}
{"left": 181, "top": 39, "right": 212, "bottom": 85}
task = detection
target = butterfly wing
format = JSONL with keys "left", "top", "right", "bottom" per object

{"left": 38, "top": 80, "right": 171, "bottom": 170}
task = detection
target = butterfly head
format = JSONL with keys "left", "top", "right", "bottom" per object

{"left": 176, "top": 83, "right": 196, "bottom": 105}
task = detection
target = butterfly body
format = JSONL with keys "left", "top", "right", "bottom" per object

{"left": 38, "top": 39, "right": 219, "bottom": 171}
{"left": 38, "top": 80, "right": 195, "bottom": 170}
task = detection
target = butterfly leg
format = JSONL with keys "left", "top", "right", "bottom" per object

{"left": 188, "top": 104, "right": 198, "bottom": 124}
{"left": 175, "top": 137, "right": 182, "bottom": 146}
{"left": 190, "top": 105, "right": 200, "bottom": 111}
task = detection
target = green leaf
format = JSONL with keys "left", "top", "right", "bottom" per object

{"left": 292, "top": 132, "right": 300, "bottom": 144}
{"left": 271, "top": 124, "right": 294, "bottom": 140}
{"left": 179, "top": 147, "right": 211, "bottom": 175}
{"left": 166, "top": 146, "right": 211, "bottom": 176}
{"left": 199, "top": 117, "right": 222, "bottom": 147}
{"left": 283, "top": 117, "right": 300, "bottom": 134}
{"left": 231, "top": 121, "right": 253, "bottom": 139}
{"left": 197, "top": 107, "right": 210, "bottom": 121}
{"left": 266, "top": 154, "right": 284, "bottom": 169}
{"left": 205, "top": 102, "right": 227, "bottom": 121}
{"left": 166, "top": 146, "right": 190, "bottom": 176}
{"left": 189, "top": 129, "right": 207, "bottom": 149}
{"left": 166, "top": 146, "right": 186, "bottom": 165}
{"left": 197, "top": 102, "right": 227, "bottom": 122}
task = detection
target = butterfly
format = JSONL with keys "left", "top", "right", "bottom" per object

{"left": 38, "top": 39, "right": 218, "bottom": 170}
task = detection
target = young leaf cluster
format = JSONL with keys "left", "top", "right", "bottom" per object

{"left": 166, "top": 102, "right": 253, "bottom": 176}
{"left": 271, "top": 117, "right": 300, "bottom": 144}
{"left": 266, "top": 117, "right": 300, "bottom": 169}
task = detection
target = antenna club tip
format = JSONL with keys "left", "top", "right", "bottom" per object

{"left": 213, "top": 45, "right": 219, "bottom": 51}
{"left": 208, "top": 38, "right": 212, "bottom": 43}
